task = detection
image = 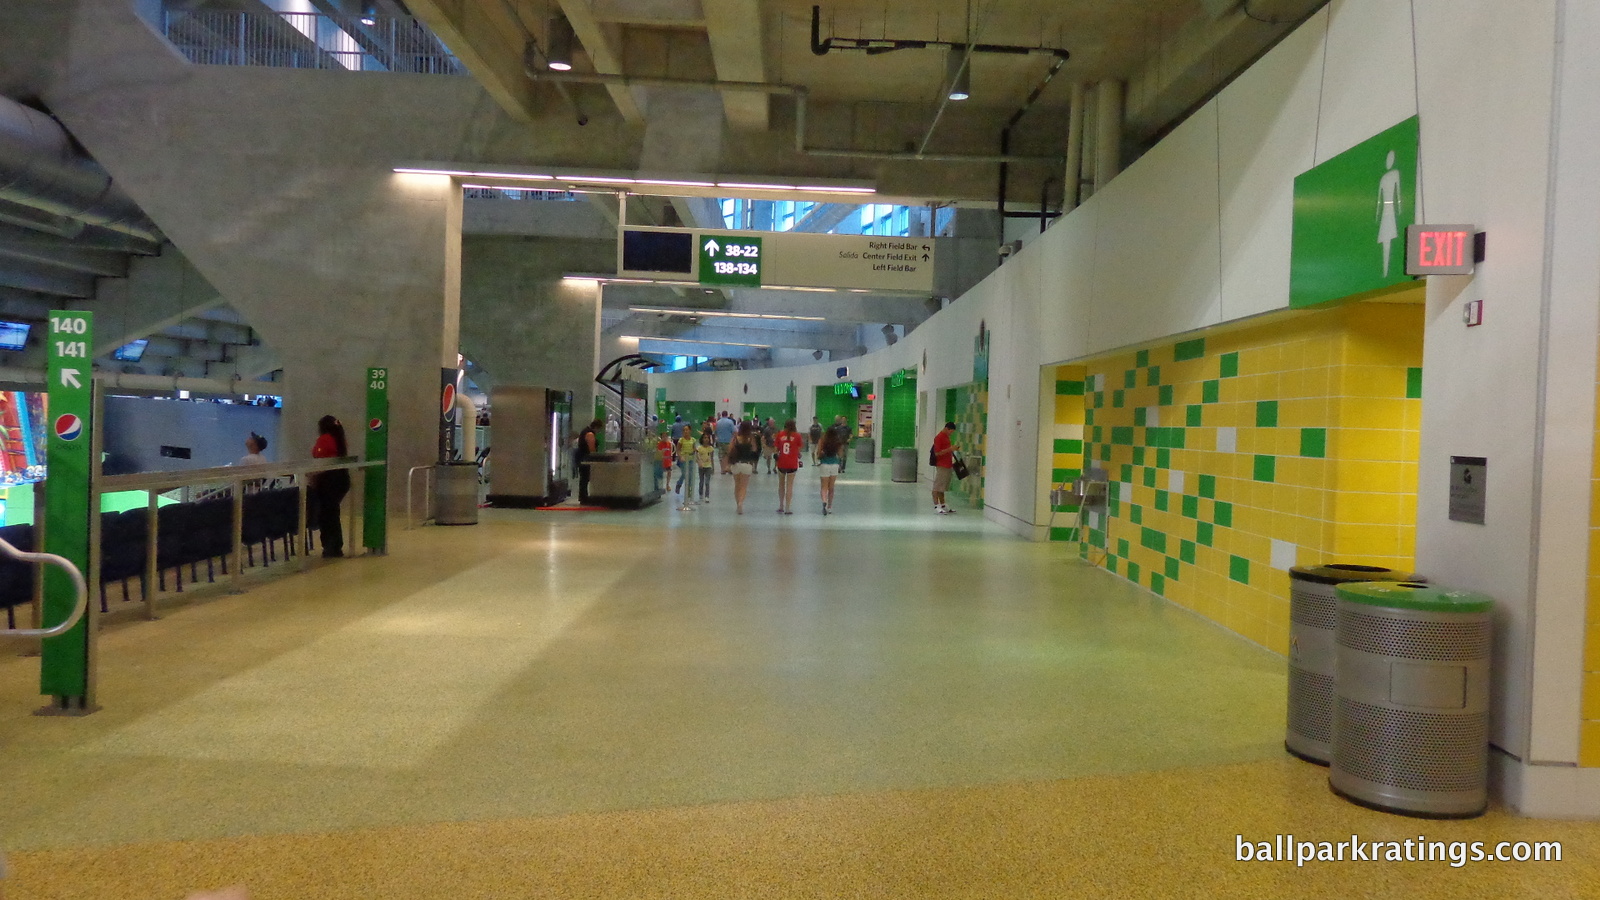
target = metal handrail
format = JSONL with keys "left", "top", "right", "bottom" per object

{"left": 161, "top": 10, "right": 463, "bottom": 75}
{"left": 0, "top": 536, "right": 88, "bottom": 640}
{"left": 407, "top": 465, "right": 435, "bottom": 529}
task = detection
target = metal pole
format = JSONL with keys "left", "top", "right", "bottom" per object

{"left": 143, "top": 490, "right": 158, "bottom": 620}
{"left": 1094, "top": 79, "right": 1124, "bottom": 192}
{"left": 297, "top": 472, "right": 311, "bottom": 573}
{"left": 1063, "top": 82, "right": 1086, "bottom": 213}
{"left": 230, "top": 477, "right": 244, "bottom": 593}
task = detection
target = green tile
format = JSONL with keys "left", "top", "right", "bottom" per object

{"left": 1196, "top": 522, "right": 1215, "bottom": 546}
{"left": 1134, "top": 407, "right": 1148, "bottom": 427}
{"left": 1094, "top": 392, "right": 1104, "bottom": 409}
{"left": 1056, "top": 380, "right": 1085, "bottom": 396}
{"left": 1136, "top": 349, "right": 1150, "bottom": 368}
{"left": 1229, "top": 555, "right": 1250, "bottom": 584}
{"left": 1168, "top": 428, "right": 1186, "bottom": 450}
{"left": 1120, "top": 463, "right": 1134, "bottom": 483}
{"left": 1147, "top": 366, "right": 1161, "bottom": 387}
{"left": 1113, "top": 389, "right": 1126, "bottom": 408}
{"left": 1106, "top": 557, "right": 1119, "bottom": 575}
{"left": 1174, "top": 338, "right": 1206, "bottom": 362}
{"left": 1130, "top": 505, "right": 1143, "bottom": 525}
{"left": 1159, "top": 385, "right": 1174, "bottom": 406}
{"left": 1180, "top": 539, "right": 1197, "bottom": 564}
{"left": 1133, "top": 447, "right": 1147, "bottom": 466}
{"left": 1156, "top": 448, "right": 1171, "bottom": 469}
{"left": 1141, "top": 527, "right": 1167, "bottom": 553}
{"left": 1106, "top": 495, "right": 1119, "bottom": 515}
{"left": 1165, "top": 556, "right": 1181, "bottom": 580}
{"left": 1253, "top": 454, "right": 1276, "bottom": 482}
{"left": 1213, "top": 501, "right": 1233, "bottom": 527}
{"left": 1255, "top": 400, "right": 1278, "bottom": 428}
{"left": 1155, "top": 490, "right": 1170, "bottom": 512}
{"left": 1111, "top": 426, "right": 1134, "bottom": 445}
{"left": 1085, "top": 409, "right": 1097, "bottom": 426}
{"left": 1198, "top": 474, "right": 1216, "bottom": 499}
{"left": 1118, "top": 538, "right": 1131, "bottom": 558}
{"left": 1127, "top": 562, "right": 1142, "bottom": 584}
{"left": 1406, "top": 367, "right": 1423, "bottom": 399}
{"left": 1149, "top": 572, "right": 1165, "bottom": 595}
{"left": 1202, "top": 380, "right": 1220, "bottom": 403}
{"left": 1099, "top": 444, "right": 1112, "bottom": 461}
{"left": 1089, "top": 529, "right": 1107, "bottom": 549}
{"left": 1052, "top": 468, "right": 1079, "bottom": 483}
{"left": 1049, "top": 526, "right": 1075, "bottom": 541}
{"left": 1300, "top": 427, "right": 1327, "bottom": 458}
{"left": 1053, "top": 438, "right": 1084, "bottom": 454}
{"left": 1181, "top": 494, "right": 1200, "bottom": 519}
{"left": 1186, "top": 405, "right": 1203, "bottom": 427}
{"left": 1220, "top": 352, "right": 1240, "bottom": 377}
{"left": 1142, "top": 467, "right": 1157, "bottom": 488}
{"left": 1124, "top": 369, "right": 1137, "bottom": 388}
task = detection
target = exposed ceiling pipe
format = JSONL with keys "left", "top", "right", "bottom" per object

{"left": 809, "top": 6, "right": 1069, "bottom": 61}
{"left": 0, "top": 366, "right": 262, "bottom": 396}
{"left": 523, "top": 62, "right": 1063, "bottom": 165}
{"left": 0, "top": 96, "right": 163, "bottom": 244}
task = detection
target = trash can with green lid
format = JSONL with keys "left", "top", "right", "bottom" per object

{"left": 1287, "top": 565, "right": 1418, "bottom": 765}
{"left": 1330, "top": 582, "right": 1492, "bottom": 818}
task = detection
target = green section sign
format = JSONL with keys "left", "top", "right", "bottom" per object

{"left": 698, "top": 234, "right": 762, "bottom": 287}
{"left": 363, "top": 366, "right": 388, "bottom": 554}
{"left": 1289, "top": 116, "right": 1419, "bottom": 308}
{"left": 41, "top": 310, "right": 93, "bottom": 701}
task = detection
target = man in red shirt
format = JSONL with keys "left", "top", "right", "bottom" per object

{"left": 931, "top": 421, "right": 958, "bottom": 515}
{"left": 773, "top": 419, "right": 804, "bottom": 514}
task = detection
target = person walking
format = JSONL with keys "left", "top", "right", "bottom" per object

{"left": 655, "top": 429, "right": 674, "bottom": 493}
{"left": 760, "top": 417, "right": 778, "bottom": 474}
{"left": 831, "top": 415, "right": 851, "bottom": 474}
{"left": 931, "top": 421, "right": 959, "bottom": 515}
{"left": 669, "top": 414, "right": 686, "bottom": 441}
{"left": 714, "top": 411, "right": 736, "bottom": 473}
{"left": 728, "top": 420, "right": 762, "bottom": 514}
{"left": 675, "top": 428, "right": 697, "bottom": 509}
{"left": 695, "top": 433, "right": 715, "bottom": 502}
{"left": 808, "top": 416, "right": 823, "bottom": 454}
{"left": 773, "top": 419, "right": 803, "bottom": 514}
{"left": 575, "top": 418, "right": 601, "bottom": 503}
{"left": 310, "top": 415, "right": 351, "bottom": 558}
{"left": 816, "top": 426, "right": 844, "bottom": 515}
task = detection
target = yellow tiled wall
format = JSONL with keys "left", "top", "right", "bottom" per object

{"left": 1581, "top": 337, "right": 1600, "bottom": 766}
{"left": 1067, "top": 301, "right": 1423, "bottom": 654}
{"left": 1047, "top": 366, "right": 1088, "bottom": 538}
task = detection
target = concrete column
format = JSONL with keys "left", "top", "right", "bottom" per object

{"left": 1094, "top": 79, "right": 1125, "bottom": 192}
{"left": 1063, "top": 83, "right": 1087, "bottom": 213}
{"left": 1078, "top": 86, "right": 1098, "bottom": 202}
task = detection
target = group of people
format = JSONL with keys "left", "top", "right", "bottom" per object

{"left": 233, "top": 415, "right": 352, "bottom": 558}
{"left": 644, "top": 412, "right": 864, "bottom": 516}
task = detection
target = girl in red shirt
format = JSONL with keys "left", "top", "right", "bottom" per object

{"left": 773, "top": 419, "right": 803, "bottom": 515}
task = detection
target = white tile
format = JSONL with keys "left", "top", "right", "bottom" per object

{"left": 1271, "top": 539, "right": 1298, "bottom": 571}
{"left": 1056, "top": 423, "right": 1084, "bottom": 440}
{"left": 1144, "top": 406, "right": 1160, "bottom": 428}
{"left": 1168, "top": 470, "right": 1186, "bottom": 494}
{"left": 1119, "top": 481, "right": 1133, "bottom": 502}
{"left": 1216, "top": 426, "right": 1237, "bottom": 454}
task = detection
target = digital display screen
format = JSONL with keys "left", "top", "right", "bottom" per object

{"left": 0, "top": 321, "right": 29, "bottom": 351}
{"left": 112, "top": 339, "right": 149, "bottom": 362}
{"left": 622, "top": 230, "right": 693, "bottom": 274}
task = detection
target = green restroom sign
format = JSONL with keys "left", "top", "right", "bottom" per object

{"left": 699, "top": 235, "right": 762, "bottom": 287}
{"left": 1289, "top": 116, "right": 1419, "bottom": 308}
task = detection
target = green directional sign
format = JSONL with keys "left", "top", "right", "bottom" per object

{"left": 41, "top": 310, "right": 94, "bottom": 704}
{"left": 698, "top": 234, "right": 763, "bottom": 287}
{"left": 1289, "top": 116, "right": 1419, "bottom": 308}
{"left": 363, "top": 366, "right": 388, "bottom": 554}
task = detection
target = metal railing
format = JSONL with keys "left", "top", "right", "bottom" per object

{"left": 0, "top": 536, "right": 87, "bottom": 640}
{"left": 162, "top": 11, "right": 464, "bottom": 75}
{"left": 407, "top": 465, "right": 435, "bottom": 529}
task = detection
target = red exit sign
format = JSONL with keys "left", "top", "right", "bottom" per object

{"left": 1406, "top": 224, "right": 1478, "bottom": 275}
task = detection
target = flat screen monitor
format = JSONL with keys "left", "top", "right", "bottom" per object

{"left": 0, "top": 321, "right": 29, "bottom": 351}
{"left": 621, "top": 229, "right": 693, "bottom": 274}
{"left": 112, "top": 339, "right": 149, "bottom": 362}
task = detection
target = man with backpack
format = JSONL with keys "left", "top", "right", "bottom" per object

{"left": 931, "top": 421, "right": 958, "bottom": 515}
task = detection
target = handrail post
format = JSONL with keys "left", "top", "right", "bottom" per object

{"left": 230, "top": 477, "right": 244, "bottom": 594}
{"left": 144, "top": 490, "right": 158, "bottom": 620}
{"left": 297, "top": 470, "right": 311, "bottom": 573}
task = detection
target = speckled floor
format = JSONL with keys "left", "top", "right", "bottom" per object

{"left": 2, "top": 467, "right": 1597, "bottom": 898}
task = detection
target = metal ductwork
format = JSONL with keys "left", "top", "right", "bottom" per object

{"left": 0, "top": 95, "right": 163, "bottom": 243}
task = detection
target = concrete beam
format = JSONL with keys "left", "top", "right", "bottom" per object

{"left": 556, "top": 0, "right": 647, "bottom": 125}
{"left": 635, "top": 338, "right": 767, "bottom": 360}
{"left": 0, "top": 237, "right": 129, "bottom": 277}
{"left": 0, "top": 256, "right": 95, "bottom": 297}
{"left": 405, "top": 0, "right": 539, "bottom": 123}
{"left": 591, "top": 0, "right": 704, "bottom": 27}
{"left": 463, "top": 196, "right": 615, "bottom": 238}
{"left": 698, "top": 0, "right": 767, "bottom": 130}
{"left": 793, "top": 202, "right": 857, "bottom": 234}
{"left": 88, "top": 248, "right": 223, "bottom": 354}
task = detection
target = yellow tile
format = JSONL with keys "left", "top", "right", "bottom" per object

{"left": 1334, "top": 492, "right": 1405, "bottom": 526}
{"left": 1582, "top": 722, "right": 1600, "bottom": 768}
{"left": 1586, "top": 675, "right": 1600, "bottom": 721}
{"left": 1586, "top": 627, "right": 1600, "bottom": 671}
{"left": 1340, "top": 398, "right": 1411, "bottom": 429}
{"left": 1332, "top": 428, "right": 1406, "bottom": 461}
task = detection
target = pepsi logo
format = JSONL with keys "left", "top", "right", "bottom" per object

{"left": 54, "top": 414, "right": 83, "bottom": 442}
{"left": 369, "top": 418, "right": 383, "bottom": 431}
{"left": 441, "top": 383, "right": 457, "bottom": 421}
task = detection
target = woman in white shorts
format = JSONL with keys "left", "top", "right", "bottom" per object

{"left": 728, "top": 421, "right": 762, "bottom": 514}
{"left": 815, "top": 428, "right": 844, "bottom": 515}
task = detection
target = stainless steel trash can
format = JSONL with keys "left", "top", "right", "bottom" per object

{"left": 890, "top": 447, "right": 919, "bottom": 483}
{"left": 853, "top": 438, "right": 875, "bottom": 464}
{"left": 1287, "top": 565, "right": 1417, "bottom": 765}
{"left": 1330, "top": 582, "right": 1492, "bottom": 818}
{"left": 434, "top": 460, "right": 480, "bottom": 525}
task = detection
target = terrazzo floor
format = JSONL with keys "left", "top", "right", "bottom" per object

{"left": 1, "top": 467, "right": 1597, "bottom": 898}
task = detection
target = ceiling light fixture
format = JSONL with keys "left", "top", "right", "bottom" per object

{"left": 946, "top": 48, "right": 971, "bottom": 101}
{"left": 359, "top": 2, "right": 377, "bottom": 25}
{"left": 545, "top": 15, "right": 575, "bottom": 72}
{"left": 627, "top": 306, "right": 827, "bottom": 322}
{"left": 620, "top": 335, "right": 772, "bottom": 348}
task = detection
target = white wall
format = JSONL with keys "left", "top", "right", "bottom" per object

{"left": 655, "top": 0, "right": 1600, "bottom": 805}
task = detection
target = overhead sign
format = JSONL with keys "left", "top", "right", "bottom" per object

{"left": 41, "top": 310, "right": 94, "bottom": 705}
{"left": 620, "top": 228, "right": 938, "bottom": 293}
{"left": 699, "top": 235, "right": 763, "bottom": 287}
{"left": 1289, "top": 116, "right": 1419, "bottom": 308}
{"left": 1406, "top": 225, "right": 1477, "bottom": 275}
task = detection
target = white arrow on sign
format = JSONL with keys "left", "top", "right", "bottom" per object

{"left": 60, "top": 368, "right": 81, "bottom": 389}
{"left": 703, "top": 238, "right": 720, "bottom": 255}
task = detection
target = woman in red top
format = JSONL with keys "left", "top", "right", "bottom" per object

{"left": 772, "top": 419, "right": 803, "bottom": 515}
{"left": 310, "top": 415, "right": 351, "bottom": 558}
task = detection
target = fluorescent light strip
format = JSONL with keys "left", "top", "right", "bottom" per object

{"left": 396, "top": 167, "right": 555, "bottom": 181}
{"left": 399, "top": 168, "right": 874, "bottom": 195}
{"left": 621, "top": 335, "right": 771, "bottom": 348}
{"left": 628, "top": 306, "right": 826, "bottom": 322}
